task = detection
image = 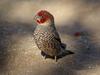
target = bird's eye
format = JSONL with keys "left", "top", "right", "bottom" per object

{"left": 41, "top": 16, "right": 44, "bottom": 19}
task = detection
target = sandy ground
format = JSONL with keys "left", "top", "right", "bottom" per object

{"left": 0, "top": 0, "right": 100, "bottom": 75}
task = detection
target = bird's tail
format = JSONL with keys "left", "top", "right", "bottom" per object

{"left": 58, "top": 45, "right": 74, "bottom": 57}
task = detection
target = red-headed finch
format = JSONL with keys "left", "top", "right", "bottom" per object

{"left": 33, "top": 10, "right": 72, "bottom": 61}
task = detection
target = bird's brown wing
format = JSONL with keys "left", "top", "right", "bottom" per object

{"left": 52, "top": 30, "right": 66, "bottom": 49}
{"left": 52, "top": 29, "right": 62, "bottom": 43}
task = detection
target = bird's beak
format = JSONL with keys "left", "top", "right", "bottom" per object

{"left": 34, "top": 15, "right": 43, "bottom": 24}
{"left": 34, "top": 15, "right": 37, "bottom": 21}
{"left": 34, "top": 15, "right": 41, "bottom": 21}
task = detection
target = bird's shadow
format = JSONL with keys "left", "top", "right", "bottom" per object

{"left": 41, "top": 47, "right": 74, "bottom": 60}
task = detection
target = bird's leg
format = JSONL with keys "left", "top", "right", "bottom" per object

{"left": 54, "top": 56, "right": 57, "bottom": 62}
{"left": 44, "top": 55, "right": 47, "bottom": 59}
{"left": 41, "top": 51, "right": 47, "bottom": 59}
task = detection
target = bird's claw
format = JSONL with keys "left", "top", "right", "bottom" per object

{"left": 44, "top": 55, "right": 47, "bottom": 59}
{"left": 54, "top": 56, "right": 57, "bottom": 62}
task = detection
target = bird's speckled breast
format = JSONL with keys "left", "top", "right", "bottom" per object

{"left": 33, "top": 26, "right": 61, "bottom": 56}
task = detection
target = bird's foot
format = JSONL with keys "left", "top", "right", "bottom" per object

{"left": 44, "top": 55, "right": 47, "bottom": 59}
{"left": 54, "top": 56, "right": 57, "bottom": 62}
{"left": 41, "top": 51, "right": 47, "bottom": 59}
{"left": 41, "top": 51, "right": 51, "bottom": 59}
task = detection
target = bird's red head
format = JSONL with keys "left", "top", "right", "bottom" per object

{"left": 34, "top": 10, "right": 54, "bottom": 25}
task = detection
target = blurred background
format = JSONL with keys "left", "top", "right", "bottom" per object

{"left": 0, "top": 0, "right": 100, "bottom": 75}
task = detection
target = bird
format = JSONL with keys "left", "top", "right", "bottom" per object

{"left": 33, "top": 10, "right": 72, "bottom": 61}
